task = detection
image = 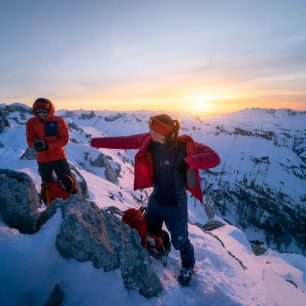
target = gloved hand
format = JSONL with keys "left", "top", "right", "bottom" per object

{"left": 34, "top": 139, "right": 48, "bottom": 151}
{"left": 176, "top": 159, "right": 188, "bottom": 173}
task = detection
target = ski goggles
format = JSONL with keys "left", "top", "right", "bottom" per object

{"left": 148, "top": 116, "right": 174, "bottom": 136}
{"left": 36, "top": 109, "right": 48, "bottom": 114}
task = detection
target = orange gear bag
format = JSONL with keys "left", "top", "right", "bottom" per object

{"left": 41, "top": 175, "right": 76, "bottom": 206}
{"left": 122, "top": 206, "right": 163, "bottom": 249}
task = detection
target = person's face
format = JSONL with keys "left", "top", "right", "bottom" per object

{"left": 150, "top": 128, "right": 166, "bottom": 143}
{"left": 36, "top": 109, "right": 48, "bottom": 120}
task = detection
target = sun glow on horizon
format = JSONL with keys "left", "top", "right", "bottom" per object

{"left": 19, "top": 86, "right": 306, "bottom": 117}
{"left": 187, "top": 95, "right": 216, "bottom": 114}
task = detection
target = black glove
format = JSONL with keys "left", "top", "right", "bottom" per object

{"left": 34, "top": 139, "right": 48, "bottom": 151}
{"left": 176, "top": 159, "right": 188, "bottom": 173}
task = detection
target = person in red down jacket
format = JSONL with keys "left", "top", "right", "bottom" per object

{"left": 91, "top": 114, "right": 220, "bottom": 286}
{"left": 26, "top": 98, "right": 75, "bottom": 191}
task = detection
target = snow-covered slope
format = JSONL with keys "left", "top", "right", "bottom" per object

{"left": 1, "top": 213, "right": 306, "bottom": 306}
{"left": 0, "top": 103, "right": 305, "bottom": 306}
{"left": 57, "top": 107, "right": 306, "bottom": 254}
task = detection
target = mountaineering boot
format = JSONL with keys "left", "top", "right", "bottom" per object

{"left": 178, "top": 266, "right": 194, "bottom": 286}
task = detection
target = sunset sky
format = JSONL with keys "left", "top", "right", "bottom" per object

{"left": 1, "top": 0, "right": 306, "bottom": 115}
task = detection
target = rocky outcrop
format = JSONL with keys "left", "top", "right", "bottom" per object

{"left": 0, "top": 168, "right": 81, "bottom": 233}
{"left": 233, "top": 128, "right": 275, "bottom": 141}
{"left": 0, "top": 169, "right": 162, "bottom": 297}
{"left": 250, "top": 240, "right": 268, "bottom": 256}
{"left": 35, "top": 202, "right": 60, "bottom": 230}
{"left": 203, "top": 176, "right": 306, "bottom": 254}
{"left": 20, "top": 147, "right": 36, "bottom": 160}
{"left": 79, "top": 111, "right": 95, "bottom": 120}
{"left": 68, "top": 122, "right": 80, "bottom": 131}
{"left": 56, "top": 196, "right": 162, "bottom": 296}
{"left": 69, "top": 163, "right": 88, "bottom": 197}
{"left": 0, "top": 111, "right": 10, "bottom": 133}
{"left": 202, "top": 220, "right": 225, "bottom": 231}
{"left": 0, "top": 103, "right": 31, "bottom": 126}
{"left": 104, "top": 113, "right": 124, "bottom": 121}
{"left": 0, "top": 169, "right": 40, "bottom": 233}
{"left": 3, "top": 103, "right": 31, "bottom": 114}
{"left": 90, "top": 153, "right": 120, "bottom": 184}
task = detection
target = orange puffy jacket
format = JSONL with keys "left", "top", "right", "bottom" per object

{"left": 26, "top": 100, "right": 69, "bottom": 163}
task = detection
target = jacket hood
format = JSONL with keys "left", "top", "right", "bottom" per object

{"left": 32, "top": 99, "right": 55, "bottom": 118}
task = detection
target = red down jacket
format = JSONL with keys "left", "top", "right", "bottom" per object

{"left": 26, "top": 100, "right": 69, "bottom": 163}
{"left": 91, "top": 133, "right": 220, "bottom": 203}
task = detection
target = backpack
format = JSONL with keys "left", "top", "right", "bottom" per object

{"left": 122, "top": 206, "right": 171, "bottom": 260}
{"left": 41, "top": 175, "right": 76, "bottom": 206}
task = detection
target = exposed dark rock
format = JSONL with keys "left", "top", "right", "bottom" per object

{"left": 70, "top": 138, "right": 79, "bottom": 143}
{"left": 45, "top": 284, "right": 64, "bottom": 306}
{"left": 251, "top": 156, "right": 270, "bottom": 164}
{"left": 90, "top": 153, "right": 119, "bottom": 184}
{"left": 35, "top": 202, "right": 60, "bottom": 231}
{"left": 20, "top": 147, "right": 36, "bottom": 160}
{"left": 62, "top": 111, "right": 74, "bottom": 118}
{"left": 0, "top": 168, "right": 161, "bottom": 296}
{"left": 56, "top": 196, "right": 162, "bottom": 296}
{"left": 79, "top": 111, "right": 95, "bottom": 120}
{"left": 69, "top": 163, "right": 88, "bottom": 197}
{"left": 4, "top": 103, "right": 31, "bottom": 114}
{"left": 0, "top": 169, "right": 40, "bottom": 233}
{"left": 215, "top": 125, "right": 230, "bottom": 136}
{"left": 203, "top": 197, "right": 217, "bottom": 220}
{"left": 104, "top": 161, "right": 119, "bottom": 184}
{"left": 104, "top": 113, "right": 124, "bottom": 121}
{"left": 0, "top": 111, "right": 10, "bottom": 133}
{"left": 68, "top": 122, "right": 80, "bottom": 131}
{"left": 203, "top": 177, "right": 306, "bottom": 255}
{"left": 234, "top": 128, "right": 252, "bottom": 137}
{"left": 234, "top": 127, "right": 275, "bottom": 141}
{"left": 90, "top": 153, "right": 105, "bottom": 168}
{"left": 250, "top": 240, "right": 268, "bottom": 256}
{"left": 202, "top": 220, "right": 225, "bottom": 231}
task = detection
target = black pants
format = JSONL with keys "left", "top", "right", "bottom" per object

{"left": 146, "top": 193, "right": 195, "bottom": 268}
{"left": 38, "top": 159, "right": 73, "bottom": 182}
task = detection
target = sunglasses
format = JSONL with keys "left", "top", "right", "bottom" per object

{"left": 148, "top": 118, "right": 155, "bottom": 125}
{"left": 36, "top": 109, "right": 48, "bottom": 114}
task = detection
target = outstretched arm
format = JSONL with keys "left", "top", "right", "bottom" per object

{"left": 185, "top": 142, "right": 220, "bottom": 169}
{"left": 91, "top": 133, "right": 150, "bottom": 150}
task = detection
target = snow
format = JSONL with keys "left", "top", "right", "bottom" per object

{"left": 1, "top": 213, "right": 305, "bottom": 306}
{"left": 0, "top": 105, "right": 305, "bottom": 305}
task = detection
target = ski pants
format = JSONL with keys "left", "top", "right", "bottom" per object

{"left": 38, "top": 159, "right": 73, "bottom": 182}
{"left": 146, "top": 192, "right": 195, "bottom": 268}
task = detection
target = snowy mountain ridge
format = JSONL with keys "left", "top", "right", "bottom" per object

{"left": 0, "top": 103, "right": 305, "bottom": 306}
{"left": 57, "top": 105, "right": 306, "bottom": 254}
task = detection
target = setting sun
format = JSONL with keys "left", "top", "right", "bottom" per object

{"left": 188, "top": 94, "right": 217, "bottom": 114}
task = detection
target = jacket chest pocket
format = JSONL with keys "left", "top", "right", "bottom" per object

{"left": 45, "top": 121, "right": 58, "bottom": 137}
